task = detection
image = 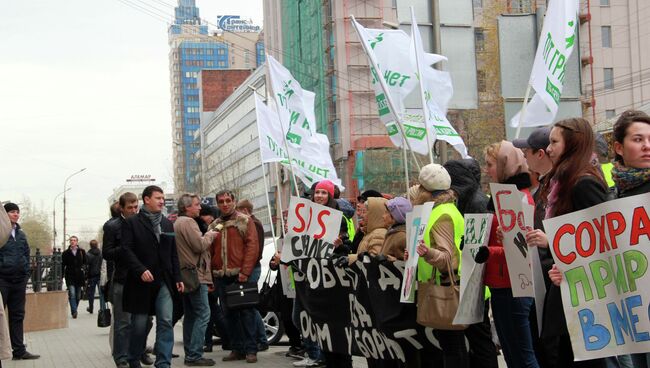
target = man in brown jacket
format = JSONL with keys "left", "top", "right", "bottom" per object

{"left": 174, "top": 194, "right": 217, "bottom": 366}
{"left": 210, "top": 190, "right": 259, "bottom": 363}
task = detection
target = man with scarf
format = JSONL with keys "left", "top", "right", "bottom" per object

{"left": 121, "top": 185, "right": 183, "bottom": 368}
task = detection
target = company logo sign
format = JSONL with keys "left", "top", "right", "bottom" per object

{"left": 217, "top": 15, "right": 261, "bottom": 32}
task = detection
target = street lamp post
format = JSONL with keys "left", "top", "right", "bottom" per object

{"left": 62, "top": 168, "right": 86, "bottom": 248}
{"left": 52, "top": 188, "right": 70, "bottom": 252}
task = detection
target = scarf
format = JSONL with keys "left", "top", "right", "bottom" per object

{"left": 612, "top": 161, "right": 650, "bottom": 194}
{"left": 140, "top": 207, "right": 162, "bottom": 241}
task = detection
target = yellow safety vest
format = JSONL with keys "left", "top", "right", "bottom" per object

{"left": 344, "top": 216, "right": 356, "bottom": 240}
{"left": 417, "top": 203, "right": 464, "bottom": 283}
{"left": 601, "top": 162, "right": 615, "bottom": 188}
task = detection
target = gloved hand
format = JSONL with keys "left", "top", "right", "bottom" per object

{"left": 334, "top": 256, "right": 349, "bottom": 268}
{"left": 474, "top": 246, "right": 490, "bottom": 264}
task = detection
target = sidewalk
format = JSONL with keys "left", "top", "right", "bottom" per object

{"left": 3, "top": 299, "right": 368, "bottom": 368}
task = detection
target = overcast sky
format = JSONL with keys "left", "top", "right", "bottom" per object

{"left": 0, "top": 0, "right": 263, "bottom": 245}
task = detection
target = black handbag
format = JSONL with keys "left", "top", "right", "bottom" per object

{"left": 180, "top": 265, "right": 200, "bottom": 293}
{"left": 258, "top": 270, "right": 280, "bottom": 312}
{"left": 97, "top": 307, "right": 111, "bottom": 328}
{"left": 224, "top": 282, "right": 259, "bottom": 310}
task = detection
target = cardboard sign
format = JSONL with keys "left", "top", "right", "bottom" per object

{"left": 281, "top": 196, "right": 343, "bottom": 263}
{"left": 490, "top": 183, "right": 535, "bottom": 297}
{"left": 543, "top": 193, "right": 650, "bottom": 361}
{"left": 453, "top": 213, "right": 492, "bottom": 325}
{"left": 401, "top": 202, "right": 435, "bottom": 303}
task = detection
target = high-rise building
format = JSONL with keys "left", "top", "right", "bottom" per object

{"left": 169, "top": 0, "right": 228, "bottom": 193}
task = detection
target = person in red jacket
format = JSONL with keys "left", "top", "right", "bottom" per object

{"left": 475, "top": 141, "right": 540, "bottom": 368}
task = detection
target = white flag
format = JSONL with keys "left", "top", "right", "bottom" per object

{"left": 267, "top": 55, "right": 318, "bottom": 147}
{"left": 513, "top": 0, "right": 579, "bottom": 128}
{"left": 509, "top": 93, "right": 555, "bottom": 127}
{"left": 254, "top": 94, "right": 343, "bottom": 189}
{"left": 411, "top": 11, "right": 469, "bottom": 158}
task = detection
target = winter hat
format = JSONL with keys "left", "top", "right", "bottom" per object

{"left": 496, "top": 140, "right": 529, "bottom": 183}
{"left": 3, "top": 202, "right": 19, "bottom": 213}
{"left": 315, "top": 180, "right": 335, "bottom": 198}
{"left": 418, "top": 164, "right": 451, "bottom": 192}
{"left": 386, "top": 197, "right": 412, "bottom": 224}
{"left": 357, "top": 189, "right": 383, "bottom": 202}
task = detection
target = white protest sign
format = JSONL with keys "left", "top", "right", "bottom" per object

{"left": 454, "top": 213, "right": 493, "bottom": 325}
{"left": 281, "top": 196, "right": 343, "bottom": 263}
{"left": 401, "top": 202, "right": 435, "bottom": 303}
{"left": 275, "top": 238, "right": 295, "bottom": 298}
{"left": 490, "top": 183, "right": 534, "bottom": 297}
{"left": 543, "top": 193, "right": 650, "bottom": 360}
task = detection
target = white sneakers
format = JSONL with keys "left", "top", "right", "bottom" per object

{"left": 292, "top": 357, "right": 325, "bottom": 367}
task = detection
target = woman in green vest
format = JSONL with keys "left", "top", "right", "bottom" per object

{"left": 410, "top": 163, "right": 469, "bottom": 368}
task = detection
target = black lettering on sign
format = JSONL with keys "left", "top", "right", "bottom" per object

{"left": 514, "top": 231, "right": 528, "bottom": 257}
{"left": 299, "top": 311, "right": 334, "bottom": 352}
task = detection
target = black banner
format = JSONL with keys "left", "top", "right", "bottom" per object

{"left": 293, "top": 257, "right": 442, "bottom": 362}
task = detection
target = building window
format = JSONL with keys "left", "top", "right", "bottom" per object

{"left": 477, "top": 70, "right": 486, "bottom": 92}
{"left": 474, "top": 28, "right": 485, "bottom": 52}
{"left": 600, "top": 0, "right": 609, "bottom": 5}
{"left": 604, "top": 68, "right": 614, "bottom": 89}
{"left": 605, "top": 109, "right": 616, "bottom": 119}
{"left": 601, "top": 26, "right": 611, "bottom": 48}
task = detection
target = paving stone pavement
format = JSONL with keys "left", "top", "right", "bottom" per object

{"left": 3, "top": 299, "right": 368, "bottom": 368}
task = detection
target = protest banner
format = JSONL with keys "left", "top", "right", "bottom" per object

{"left": 453, "top": 213, "right": 492, "bottom": 325}
{"left": 490, "top": 183, "right": 535, "bottom": 297}
{"left": 401, "top": 202, "right": 435, "bottom": 303}
{"left": 292, "top": 256, "right": 441, "bottom": 362}
{"left": 543, "top": 193, "right": 650, "bottom": 360}
{"left": 280, "top": 196, "right": 343, "bottom": 263}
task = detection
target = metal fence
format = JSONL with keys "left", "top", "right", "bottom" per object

{"left": 28, "top": 248, "right": 64, "bottom": 292}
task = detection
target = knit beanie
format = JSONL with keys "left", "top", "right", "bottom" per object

{"left": 386, "top": 197, "right": 412, "bottom": 224}
{"left": 3, "top": 203, "right": 19, "bottom": 213}
{"left": 315, "top": 180, "right": 335, "bottom": 198}
{"left": 418, "top": 164, "right": 451, "bottom": 192}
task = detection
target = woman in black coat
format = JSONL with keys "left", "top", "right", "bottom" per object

{"left": 526, "top": 118, "right": 608, "bottom": 368}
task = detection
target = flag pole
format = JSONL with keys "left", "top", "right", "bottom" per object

{"left": 351, "top": 15, "right": 422, "bottom": 171}
{"left": 410, "top": 7, "right": 435, "bottom": 165}
{"left": 274, "top": 163, "right": 287, "bottom": 238}
{"left": 402, "top": 139, "right": 411, "bottom": 193}
{"left": 515, "top": 84, "right": 533, "bottom": 139}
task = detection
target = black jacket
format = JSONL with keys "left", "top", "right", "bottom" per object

{"left": 86, "top": 247, "right": 102, "bottom": 278}
{"left": 618, "top": 179, "right": 650, "bottom": 198}
{"left": 444, "top": 158, "right": 489, "bottom": 215}
{"left": 0, "top": 224, "right": 31, "bottom": 281}
{"left": 62, "top": 247, "right": 86, "bottom": 287}
{"left": 102, "top": 216, "right": 127, "bottom": 283}
{"left": 121, "top": 212, "right": 181, "bottom": 315}
{"left": 542, "top": 176, "right": 607, "bottom": 339}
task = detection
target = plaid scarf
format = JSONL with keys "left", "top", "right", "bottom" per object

{"left": 140, "top": 207, "right": 162, "bottom": 241}
{"left": 612, "top": 161, "right": 650, "bottom": 194}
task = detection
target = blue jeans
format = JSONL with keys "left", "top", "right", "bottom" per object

{"left": 67, "top": 284, "right": 82, "bottom": 315}
{"left": 182, "top": 284, "right": 210, "bottom": 361}
{"left": 606, "top": 355, "right": 634, "bottom": 368}
{"left": 129, "top": 284, "right": 174, "bottom": 368}
{"left": 249, "top": 265, "right": 269, "bottom": 347}
{"left": 491, "top": 288, "right": 539, "bottom": 368}
{"left": 292, "top": 296, "right": 322, "bottom": 361}
{"left": 87, "top": 275, "right": 105, "bottom": 312}
{"left": 111, "top": 282, "right": 132, "bottom": 365}
{"left": 215, "top": 277, "right": 258, "bottom": 354}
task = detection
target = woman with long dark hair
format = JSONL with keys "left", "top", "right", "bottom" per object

{"left": 526, "top": 118, "right": 608, "bottom": 367}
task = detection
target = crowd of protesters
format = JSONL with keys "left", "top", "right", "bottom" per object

{"left": 2, "top": 109, "right": 648, "bottom": 368}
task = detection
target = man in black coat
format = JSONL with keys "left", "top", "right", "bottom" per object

{"left": 121, "top": 186, "right": 183, "bottom": 368}
{"left": 62, "top": 235, "right": 86, "bottom": 319}
{"left": 103, "top": 192, "right": 148, "bottom": 368}
{"left": 0, "top": 203, "right": 39, "bottom": 360}
{"left": 85, "top": 239, "right": 102, "bottom": 314}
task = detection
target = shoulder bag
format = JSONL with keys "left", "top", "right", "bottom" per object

{"left": 416, "top": 254, "right": 467, "bottom": 331}
{"left": 180, "top": 256, "right": 201, "bottom": 293}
